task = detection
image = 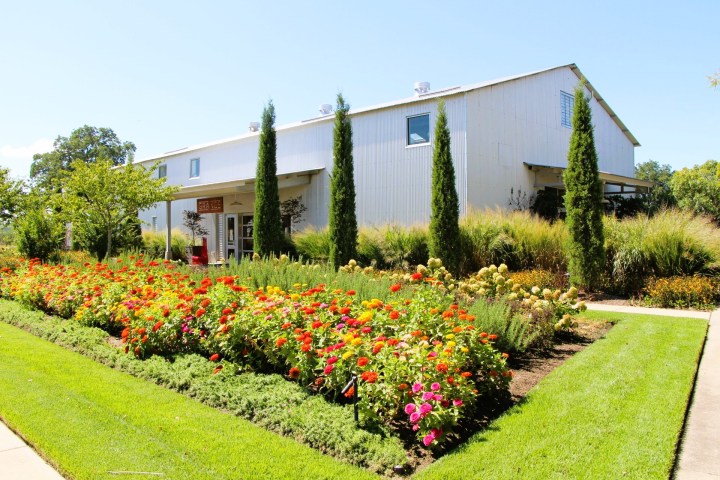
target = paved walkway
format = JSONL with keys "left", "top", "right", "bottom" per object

{"left": 0, "top": 304, "right": 717, "bottom": 479}
{"left": 0, "top": 420, "right": 64, "bottom": 479}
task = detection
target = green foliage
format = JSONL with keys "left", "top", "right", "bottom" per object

{"left": 14, "top": 193, "right": 64, "bottom": 262}
{"left": 328, "top": 93, "right": 358, "bottom": 269}
{"left": 644, "top": 275, "right": 719, "bottom": 309}
{"left": 59, "top": 159, "right": 178, "bottom": 261}
{"left": 634, "top": 160, "right": 676, "bottom": 214}
{"left": 671, "top": 159, "right": 720, "bottom": 223}
{"left": 563, "top": 85, "right": 605, "bottom": 290}
{"left": 530, "top": 188, "right": 562, "bottom": 220}
{"left": 30, "top": 125, "right": 136, "bottom": 191}
{"left": 294, "top": 226, "right": 331, "bottom": 261}
{"left": 253, "top": 101, "right": 284, "bottom": 257}
{"left": 467, "top": 298, "right": 538, "bottom": 354}
{"left": 142, "top": 229, "right": 190, "bottom": 260}
{"left": 429, "top": 101, "right": 461, "bottom": 274}
{"left": 182, "top": 209, "right": 209, "bottom": 245}
{"left": 0, "top": 167, "right": 23, "bottom": 224}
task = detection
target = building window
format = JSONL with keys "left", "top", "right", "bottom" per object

{"left": 407, "top": 114, "right": 430, "bottom": 145}
{"left": 158, "top": 164, "right": 167, "bottom": 178}
{"left": 560, "top": 91, "right": 574, "bottom": 128}
{"left": 189, "top": 158, "right": 200, "bottom": 178}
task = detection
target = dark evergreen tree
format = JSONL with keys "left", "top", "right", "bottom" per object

{"left": 253, "top": 100, "right": 284, "bottom": 257}
{"left": 563, "top": 84, "right": 605, "bottom": 290}
{"left": 428, "top": 101, "right": 461, "bottom": 274}
{"left": 328, "top": 93, "right": 358, "bottom": 268}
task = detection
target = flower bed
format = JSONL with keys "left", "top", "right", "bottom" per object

{"left": 0, "top": 257, "right": 583, "bottom": 447}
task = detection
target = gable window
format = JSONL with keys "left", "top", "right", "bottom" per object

{"left": 158, "top": 164, "right": 167, "bottom": 178}
{"left": 407, "top": 114, "right": 430, "bottom": 145}
{"left": 560, "top": 91, "right": 574, "bottom": 128}
{"left": 189, "top": 158, "right": 200, "bottom": 178}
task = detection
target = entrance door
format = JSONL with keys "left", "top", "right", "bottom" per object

{"left": 225, "top": 214, "right": 253, "bottom": 262}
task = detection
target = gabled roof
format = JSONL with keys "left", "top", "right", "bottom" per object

{"left": 138, "top": 63, "right": 639, "bottom": 163}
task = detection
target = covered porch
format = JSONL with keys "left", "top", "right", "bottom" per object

{"left": 162, "top": 168, "right": 323, "bottom": 261}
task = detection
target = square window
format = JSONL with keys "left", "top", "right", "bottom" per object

{"left": 407, "top": 114, "right": 430, "bottom": 145}
{"left": 189, "top": 158, "right": 200, "bottom": 178}
{"left": 560, "top": 91, "right": 574, "bottom": 128}
{"left": 158, "top": 164, "right": 167, "bottom": 178}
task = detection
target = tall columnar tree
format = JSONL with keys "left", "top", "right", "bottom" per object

{"left": 328, "top": 93, "right": 358, "bottom": 268}
{"left": 428, "top": 101, "right": 461, "bottom": 274}
{"left": 563, "top": 84, "right": 605, "bottom": 290}
{"left": 253, "top": 100, "right": 284, "bottom": 257}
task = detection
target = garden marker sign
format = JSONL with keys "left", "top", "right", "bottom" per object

{"left": 197, "top": 197, "right": 224, "bottom": 214}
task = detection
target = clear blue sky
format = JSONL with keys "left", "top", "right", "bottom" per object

{"left": 0, "top": 0, "right": 717, "bottom": 178}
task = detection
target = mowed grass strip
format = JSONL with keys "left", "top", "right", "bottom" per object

{"left": 417, "top": 311, "right": 708, "bottom": 480}
{"left": 0, "top": 322, "right": 377, "bottom": 480}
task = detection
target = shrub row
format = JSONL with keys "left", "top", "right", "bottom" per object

{"left": 644, "top": 275, "right": 720, "bottom": 310}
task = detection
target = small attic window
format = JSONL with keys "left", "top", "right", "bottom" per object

{"left": 560, "top": 91, "right": 574, "bottom": 128}
{"left": 407, "top": 114, "right": 430, "bottom": 145}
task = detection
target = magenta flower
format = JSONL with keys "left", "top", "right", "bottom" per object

{"left": 423, "top": 434, "right": 434, "bottom": 447}
{"left": 453, "top": 399, "right": 463, "bottom": 407}
{"left": 326, "top": 356, "right": 338, "bottom": 364}
{"left": 404, "top": 403, "right": 416, "bottom": 415}
{"left": 422, "top": 391, "right": 434, "bottom": 401}
{"left": 409, "top": 412, "right": 421, "bottom": 423}
{"left": 433, "top": 394, "right": 443, "bottom": 402}
{"left": 412, "top": 383, "right": 423, "bottom": 393}
{"left": 431, "top": 382, "right": 441, "bottom": 391}
{"left": 419, "top": 403, "right": 433, "bottom": 415}
{"left": 323, "top": 364, "right": 334, "bottom": 375}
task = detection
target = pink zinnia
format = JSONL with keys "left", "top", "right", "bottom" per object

{"left": 324, "top": 364, "right": 334, "bottom": 375}
{"left": 423, "top": 434, "right": 434, "bottom": 447}
{"left": 327, "top": 356, "right": 338, "bottom": 364}
{"left": 422, "top": 391, "right": 434, "bottom": 401}
{"left": 433, "top": 394, "right": 443, "bottom": 402}
{"left": 409, "top": 412, "right": 421, "bottom": 423}
{"left": 419, "top": 403, "right": 433, "bottom": 415}
{"left": 412, "top": 383, "right": 423, "bottom": 393}
{"left": 431, "top": 382, "right": 441, "bottom": 391}
{"left": 404, "top": 403, "right": 416, "bottom": 415}
{"left": 453, "top": 399, "right": 463, "bottom": 407}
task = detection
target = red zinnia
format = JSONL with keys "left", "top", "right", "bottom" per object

{"left": 357, "top": 357, "right": 369, "bottom": 367}
{"left": 390, "top": 283, "right": 402, "bottom": 293}
{"left": 360, "top": 371, "right": 378, "bottom": 383}
{"left": 210, "top": 353, "right": 220, "bottom": 362}
{"left": 289, "top": 367, "right": 301, "bottom": 379}
{"left": 276, "top": 337, "right": 288, "bottom": 348}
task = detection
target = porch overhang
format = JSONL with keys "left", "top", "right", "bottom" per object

{"left": 524, "top": 162, "right": 653, "bottom": 194}
{"left": 171, "top": 168, "right": 324, "bottom": 200}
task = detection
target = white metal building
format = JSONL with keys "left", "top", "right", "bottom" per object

{"left": 137, "top": 63, "right": 649, "bottom": 261}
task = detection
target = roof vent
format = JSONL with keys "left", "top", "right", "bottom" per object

{"left": 248, "top": 122, "right": 260, "bottom": 132}
{"left": 318, "top": 104, "right": 333, "bottom": 115}
{"left": 414, "top": 81, "right": 430, "bottom": 96}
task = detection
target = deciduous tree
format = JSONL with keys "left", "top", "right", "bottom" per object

{"left": 671, "top": 160, "right": 720, "bottom": 223}
{"left": 60, "top": 159, "right": 177, "bottom": 260}
{"left": 563, "top": 85, "right": 605, "bottom": 290}
{"left": 328, "top": 93, "right": 358, "bottom": 269}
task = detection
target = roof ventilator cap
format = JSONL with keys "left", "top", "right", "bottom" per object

{"left": 248, "top": 122, "right": 260, "bottom": 132}
{"left": 319, "top": 104, "right": 333, "bottom": 115}
{"left": 414, "top": 81, "right": 430, "bottom": 96}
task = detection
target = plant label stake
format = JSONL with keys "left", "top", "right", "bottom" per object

{"left": 341, "top": 373, "right": 360, "bottom": 424}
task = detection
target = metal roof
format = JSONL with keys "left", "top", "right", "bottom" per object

{"left": 137, "top": 63, "right": 639, "bottom": 163}
{"left": 524, "top": 162, "right": 653, "bottom": 192}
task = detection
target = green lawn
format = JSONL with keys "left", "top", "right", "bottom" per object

{"left": 0, "top": 321, "right": 376, "bottom": 480}
{"left": 416, "top": 311, "right": 707, "bottom": 479}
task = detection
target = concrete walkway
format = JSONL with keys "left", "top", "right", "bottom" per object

{"left": 0, "top": 304, "right": 716, "bottom": 479}
{"left": 0, "top": 420, "right": 64, "bottom": 479}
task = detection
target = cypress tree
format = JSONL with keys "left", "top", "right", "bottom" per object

{"left": 429, "top": 101, "right": 461, "bottom": 274}
{"left": 328, "top": 93, "right": 358, "bottom": 269}
{"left": 563, "top": 84, "right": 605, "bottom": 290}
{"left": 253, "top": 100, "right": 283, "bottom": 257}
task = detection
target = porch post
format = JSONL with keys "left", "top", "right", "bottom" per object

{"left": 165, "top": 200, "right": 172, "bottom": 260}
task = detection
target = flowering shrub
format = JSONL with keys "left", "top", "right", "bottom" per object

{"left": 644, "top": 275, "right": 719, "bottom": 309}
{"left": 0, "top": 257, "right": 513, "bottom": 448}
{"left": 510, "top": 269, "right": 567, "bottom": 291}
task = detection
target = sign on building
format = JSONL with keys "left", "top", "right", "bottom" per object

{"left": 197, "top": 197, "right": 224, "bottom": 214}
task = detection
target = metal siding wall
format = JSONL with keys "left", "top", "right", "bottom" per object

{"left": 352, "top": 96, "right": 466, "bottom": 226}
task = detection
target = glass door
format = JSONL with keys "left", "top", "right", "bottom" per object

{"left": 225, "top": 214, "right": 238, "bottom": 262}
{"left": 240, "top": 215, "right": 253, "bottom": 257}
